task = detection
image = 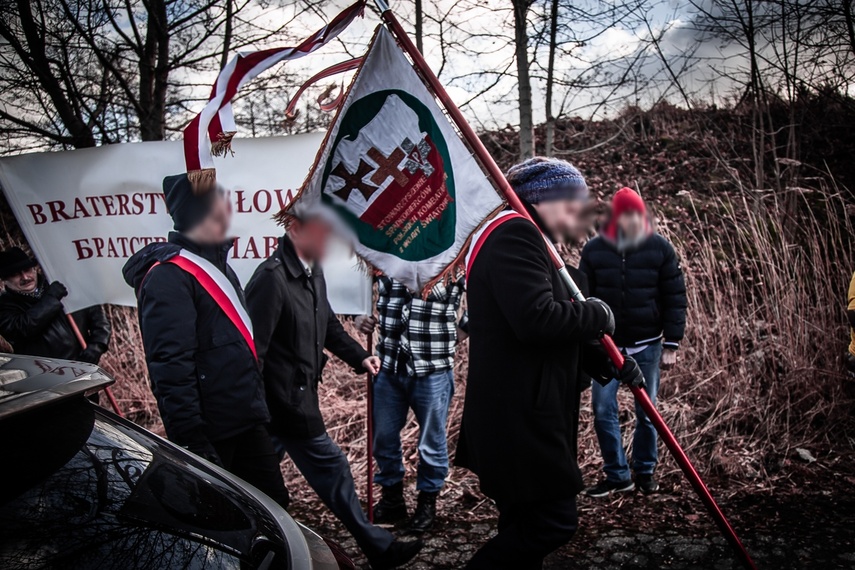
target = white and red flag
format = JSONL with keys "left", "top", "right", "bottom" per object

{"left": 182, "top": 0, "right": 366, "bottom": 190}
{"left": 281, "top": 26, "right": 504, "bottom": 292}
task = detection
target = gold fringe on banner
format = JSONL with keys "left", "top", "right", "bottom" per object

{"left": 274, "top": 209, "right": 298, "bottom": 228}
{"left": 187, "top": 168, "right": 217, "bottom": 195}
{"left": 211, "top": 131, "right": 237, "bottom": 157}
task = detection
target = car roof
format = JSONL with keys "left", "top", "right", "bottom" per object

{"left": 0, "top": 353, "right": 114, "bottom": 420}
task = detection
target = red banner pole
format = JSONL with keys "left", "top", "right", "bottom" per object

{"left": 376, "top": 5, "right": 756, "bottom": 570}
{"left": 66, "top": 314, "right": 123, "bottom": 417}
{"left": 366, "top": 333, "right": 375, "bottom": 522}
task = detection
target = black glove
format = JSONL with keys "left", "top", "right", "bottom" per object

{"left": 78, "top": 345, "right": 104, "bottom": 365}
{"left": 586, "top": 297, "right": 615, "bottom": 337}
{"left": 618, "top": 355, "right": 645, "bottom": 387}
{"left": 45, "top": 281, "right": 68, "bottom": 300}
{"left": 185, "top": 440, "right": 224, "bottom": 468}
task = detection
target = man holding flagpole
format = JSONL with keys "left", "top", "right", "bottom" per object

{"left": 457, "top": 158, "right": 644, "bottom": 569}
{"left": 123, "top": 173, "right": 291, "bottom": 510}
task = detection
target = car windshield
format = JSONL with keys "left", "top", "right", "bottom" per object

{"left": 0, "top": 397, "right": 289, "bottom": 570}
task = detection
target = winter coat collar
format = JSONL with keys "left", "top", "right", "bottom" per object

{"left": 2, "top": 274, "right": 46, "bottom": 301}
{"left": 167, "top": 232, "right": 234, "bottom": 271}
{"left": 277, "top": 234, "right": 312, "bottom": 280}
{"left": 599, "top": 224, "right": 655, "bottom": 253}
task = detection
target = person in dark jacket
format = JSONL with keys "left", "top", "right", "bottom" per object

{"left": 579, "top": 187, "right": 687, "bottom": 496}
{"left": 456, "top": 157, "right": 644, "bottom": 570}
{"left": 122, "top": 173, "right": 290, "bottom": 510}
{"left": 245, "top": 214, "right": 423, "bottom": 570}
{"left": 0, "top": 247, "right": 111, "bottom": 366}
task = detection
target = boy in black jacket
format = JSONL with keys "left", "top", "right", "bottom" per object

{"left": 580, "top": 187, "right": 687, "bottom": 496}
{"left": 123, "top": 173, "right": 290, "bottom": 510}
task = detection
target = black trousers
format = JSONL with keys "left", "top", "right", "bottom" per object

{"left": 212, "top": 425, "right": 291, "bottom": 510}
{"left": 466, "top": 497, "right": 578, "bottom": 570}
{"left": 273, "top": 432, "right": 394, "bottom": 558}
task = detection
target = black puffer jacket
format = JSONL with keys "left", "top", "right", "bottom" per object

{"left": 579, "top": 233, "right": 686, "bottom": 349}
{"left": 0, "top": 276, "right": 111, "bottom": 360}
{"left": 123, "top": 232, "right": 269, "bottom": 446}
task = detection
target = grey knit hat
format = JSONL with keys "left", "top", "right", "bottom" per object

{"left": 506, "top": 157, "right": 588, "bottom": 204}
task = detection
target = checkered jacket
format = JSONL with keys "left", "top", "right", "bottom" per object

{"left": 376, "top": 275, "right": 467, "bottom": 377}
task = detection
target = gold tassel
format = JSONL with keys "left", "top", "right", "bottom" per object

{"left": 211, "top": 131, "right": 237, "bottom": 157}
{"left": 187, "top": 168, "right": 217, "bottom": 195}
{"left": 274, "top": 209, "right": 298, "bottom": 229}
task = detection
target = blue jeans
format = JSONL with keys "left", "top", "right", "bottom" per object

{"left": 372, "top": 369, "right": 454, "bottom": 493}
{"left": 591, "top": 342, "right": 662, "bottom": 482}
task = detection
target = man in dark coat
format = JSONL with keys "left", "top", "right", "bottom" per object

{"left": 245, "top": 215, "right": 423, "bottom": 570}
{"left": 580, "top": 187, "right": 687, "bottom": 496}
{"left": 457, "top": 157, "right": 644, "bottom": 569}
{"left": 122, "top": 173, "right": 290, "bottom": 510}
{"left": 0, "top": 247, "right": 111, "bottom": 365}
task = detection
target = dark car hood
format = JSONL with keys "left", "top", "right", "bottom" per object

{"left": 0, "top": 354, "right": 112, "bottom": 420}
{"left": 1, "top": 400, "right": 300, "bottom": 569}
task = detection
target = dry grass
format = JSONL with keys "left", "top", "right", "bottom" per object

{"left": 649, "top": 185, "right": 855, "bottom": 483}
{"left": 96, "top": 181, "right": 855, "bottom": 517}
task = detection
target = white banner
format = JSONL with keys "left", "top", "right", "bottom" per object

{"left": 0, "top": 134, "right": 372, "bottom": 315}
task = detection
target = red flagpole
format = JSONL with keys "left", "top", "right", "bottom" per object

{"left": 375, "top": 4, "right": 756, "bottom": 569}
{"left": 365, "top": 332, "right": 375, "bottom": 522}
{"left": 66, "top": 314, "right": 123, "bottom": 417}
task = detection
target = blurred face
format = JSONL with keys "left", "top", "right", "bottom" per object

{"left": 289, "top": 217, "right": 332, "bottom": 263}
{"left": 617, "top": 210, "right": 645, "bottom": 240}
{"left": 4, "top": 267, "right": 38, "bottom": 293}
{"left": 185, "top": 192, "right": 232, "bottom": 245}
{"left": 532, "top": 199, "right": 585, "bottom": 241}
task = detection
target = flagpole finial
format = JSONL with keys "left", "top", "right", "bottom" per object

{"left": 373, "top": 0, "right": 390, "bottom": 13}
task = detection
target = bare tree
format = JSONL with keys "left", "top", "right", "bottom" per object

{"left": 512, "top": 0, "right": 536, "bottom": 159}
{"left": 0, "top": 0, "right": 313, "bottom": 152}
{"left": 544, "top": 0, "right": 559, "bottom": 157}
{"left": 415, "top": 0, "right": 424, "bottom": 53}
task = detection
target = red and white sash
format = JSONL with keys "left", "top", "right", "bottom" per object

{"left": 153, "top": 250, "right": 256, "bottom": 361}
{"left": 465, "top": 211, "right": 526, "bottom": 281}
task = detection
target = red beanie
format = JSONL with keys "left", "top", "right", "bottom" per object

{"left": 611, "top": 187, "right": 646, "bottom": 217}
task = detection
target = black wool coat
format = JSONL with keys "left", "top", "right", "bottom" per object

{"left": 123, "top": 232, "right": 270, "bottom": 447}
{"left": 456, "top": 207, "right": 611, "bottom": 505}
{"left": 0, "top": 276, "right": 111, "bottom": 360}
{"left": 579, "top": 233, "right": 686, "bottom": 348}
{"left": 245, "top": 235, "right": 369, "bottom": 440}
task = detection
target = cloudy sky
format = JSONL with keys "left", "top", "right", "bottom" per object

{"left": 195, "top": 0, "right": 741, "bottom": 130}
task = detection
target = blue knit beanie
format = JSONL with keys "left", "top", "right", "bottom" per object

{"left": 506, "top": 157, "right": 588, "bottom": 204}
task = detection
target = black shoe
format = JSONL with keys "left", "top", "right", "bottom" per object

{"left": 373, "top": 482, "right": 408, "bottom": 525}
{"left": 406, "top": 491, "right": 438, "bottom": 534}
{"left": 636, "top": 473, "right": 660, "bottom": 494}
{"left": 583, "top": 478, "right": 635, "bottom": 498}
{"left": 368, "top": 538, "right": 424, "bottom": 570}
